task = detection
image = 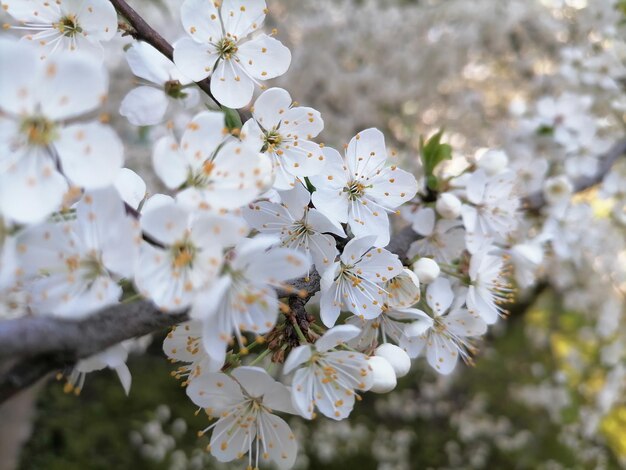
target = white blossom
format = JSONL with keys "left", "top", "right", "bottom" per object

{"left": 319, "top": 236, "right": 403, "bottom": 327}
{"left": 2, "top": 0, "right": 117, "bottom": 58}
{"left": 243, "top": 182, "right": 344, "bottom": 274}
{"left": 241, "top": 87, "right": 325, "bottom": 189}
{"left": 187, "top": 366, "right": 298, "bottom": 469}
{"left": 310, "top": 128, "right": 418, "bottom": 247}
{"left": 120, "top": 41, "right": 200, "bottom": 126}
{"left": 16, "top": 187, "right": 140, "bottom": 318}
{"left": 283, "top": 325, "right": 374, "bottom": 420}
{"left": 173, "top": 0, "right": 291, "bottom": 109}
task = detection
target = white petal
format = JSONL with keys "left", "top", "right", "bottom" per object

{"left": 186, "top": 372, "right": 242, "bottom": 413}
{"left": 56, "top": 122, "right": 123, "bottom": 189}
{"left": 180, "top": 110, "right": 226, "bottom": 163}
{"left": 210, "top": 59, "right": 255, "bottom": 109}
{"left": 152, "top": 136, "right": 188, "bottom": 189}
{"left": 283, "top": 345, "right": 312, "bottom": 374}
{"left": 114, "top": 168, "right": 147, "bottom": 210}
{"left": 257, "top": 413, "right": 297, "bottom": 470}
{"left": 114, "top": 363, "right": 132, "bottom": 395}
{"left": 411, "top": 207, "right": 435, "bottom": 236}
{"left": 221, "top": 0, "right": 266, "bottom": 39}
{"left": 425, "top": 278, "right": 454, "bottom": 316}
{"left": 0, "top": 147, "right": 67, "bottom": 224}
{"left": 238, "top": 34, "right": 291, "bottom": 80}
{"left": 426, "top": 335, "right": 459, "bottom": 375}
{"left": 119, "top": 86, "right": 169, "bottom": 126}
{"left": 181, "top": 0, "right": 222, "bottom": 44}
{"left": 40, "top": 52, "right": 107, "bottom": 121}
{"left": 340, "top": 235, "right": 377, "bottom": 265}
{"left": 280, "top": 105, "right": 324, "bottom": 140}
{"left": 345, "top": 128, "right": 387, "bottom": 178}
{"left": 252, "top": 87, "right": 292, "bottom": 130}
{"left": 316, "top": 324, "right": 361, "bottom": 352}
{"left": 0, "top": 39, "right": 41, "bottom": 116}
{"left": 75, "top": 0, "right": 117, "bottom": 41}
{"left": 173, "top": 37, "right": 218, "bottom": 82}
{"left": 244, "top": 247, "right": 310, "bottom": 283}
{"left": 140, "top": 201, "right": 189, "bottom": 245}
{"left": 348, "top": 198, "right": 390, "bottom": 247}
{"left": 367, "top": 166, "right": 418, "bottom": 209}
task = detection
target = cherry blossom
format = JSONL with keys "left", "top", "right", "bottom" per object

{"left": 15, "top": 187, "right": 140, "bottom": 318}
{"left": 134, "top": 201, "right": 248, "bottom": 311}
{"left": 283, "top": 325, "right": 374, "bottom": 420}
{"left": 243, "top": 182, "right": 344, "bottom": 273}
{"left": 241, "top": 87, "right": 325, "bottom": 189}
{"left": 191, "top": 236, "right": 310, "bottom": 368}
{"left": 310, "top": 128, "right": 418, "bottom": 247}
{"left": 187, "top": 366, "right": 297, "bottom": 469}
{"left": 119, "top": 41, "right": 200, "bottom": 126}
{"left": 319, "top": 236, "right": 403, "bottom": 327}
{"left": 2, "top": 0, "right": 117, "bottom": 58}
{"left": 152, "top": 110, "right": 271, "bottom": 212}
{"left": 403, "top": 278, "right": 487, "bottom": 375}
{"left": 173, "top": 0, "right": 291, "bottom": 109}
{"left": 0, "top": 40, "right": 123, "bottom": 223}
{"left": 466, "top": 247, "right": 512, "bottom": 325}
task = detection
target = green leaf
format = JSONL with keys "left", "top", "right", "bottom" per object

{"left": 420, "top": 129, "right": 452, "bottom": 181}
{"left": 223, "top": 106, "right": 242, "bottom": 131}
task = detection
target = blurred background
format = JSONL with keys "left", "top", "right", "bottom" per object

{"left": 3, "top": 0, "right": 626, "bottom": 468}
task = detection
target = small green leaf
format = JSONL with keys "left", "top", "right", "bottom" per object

{"left": 223, "top": 106, "right": 242, "bottom": 131}
{"left": 420, "top": 129, "right": 452, "bottom": 180}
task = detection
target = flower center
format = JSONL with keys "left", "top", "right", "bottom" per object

{"left": 344, "top": 180, "right": 367, "bottom": 201}
{"left": 216, "top": 37, "right": 239, "bottom": 60}
{"left": 55, "top": 15, "right": 83, "bottom": 37}
{"left": 262, "top": 130, "right": 283, "bottom": 153}
{"left": 164, "top": 80, "right": 188, "bottom": 99}
{"left": 20, "top": 116, "right": 57, "bottom": 146}
{"left": 171, "top": 240, "right": 197, "bottom": 269}
{"left": 186, "top": 160, "right": 216, "bottom": 188}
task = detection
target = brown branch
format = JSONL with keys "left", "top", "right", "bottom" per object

{"left": 110, "top": 0, "right": 246, "bottom": 120}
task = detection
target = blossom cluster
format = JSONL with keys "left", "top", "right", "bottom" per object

{"left": 0, "top": 0, "right": 543, "bottom": 468}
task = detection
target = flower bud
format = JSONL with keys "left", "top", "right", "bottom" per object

{"left": 375, "top": 343, "right": 411, "bottom": 378}
{"left": 411, "top": 258, "right": 440, "bottom": 284}
{"left": 477, "top": 149, "right": 508, "bottom": 175}
{"left": 368, "top": 356, "right": 397, "bottom": 393}
{"left": 435, "top": 193, "right": 462, "bottom": 219}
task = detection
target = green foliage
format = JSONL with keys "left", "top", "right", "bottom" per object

{"left": 223, "top": 106, "right": 242, "bottom": 131}
{"left": 419, "top": 130, "right": 452, "bottom": 191}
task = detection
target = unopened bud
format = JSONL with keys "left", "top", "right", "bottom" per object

{"left": 477, "top": 149, "right": 508, "bottom": 175}
{"left": 368, "top": 356, "right": 397, "bottom": 393}
{"left": 411, "top": 258, "right": 440, "bottom": 284}
{"left": 375, "top": 343, "right": 411, "bottom": 378}
{"left": 435, "top": 193, "right": 462, "bottom": 219}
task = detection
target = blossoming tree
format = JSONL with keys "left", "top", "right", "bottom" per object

{"left": 1, "top": 0, "right": 625, "bottom": 467}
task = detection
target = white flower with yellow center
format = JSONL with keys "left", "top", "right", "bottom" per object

{"left": 2, "top": 0, "right": 117, "bottom": 58}
{"left": 283, "top": 325, "right": 374, "bottom": 420}
{"left": 310, "top": 128, "right": 418, "bottom": 247}
{"left": 15, "top": 187, "right": 140, "bottom": 318}
{"left": 152, "top": 110, "right": 271, "bottom": 213}
{"left": 241, "top": 87, "right": 325, "bottom": 189}
{"left": 134, "top": 201, "right": 248, "bottom": 311}
{"left": 243, "top": 182, "right": 344, "bottom": 274}
{"left": 187, "top": 366, "right": 297, "bottom": 469}
{"left": 403, "top": 278, "right": 487, "bottom": 375}
{"left": 319, "top": 236, "right": 403, "bottom": 327}
{"left": 191, "top": 236, "right": 310, "bottom": 369}
{"left": 173, "top": 0, "right": 291, "bottom": 109}
{"left": 120, "top": 41, "right": 200, "bottom": 126}
{"left": 0, "top": 40, "right": 123, "bottom": 223}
